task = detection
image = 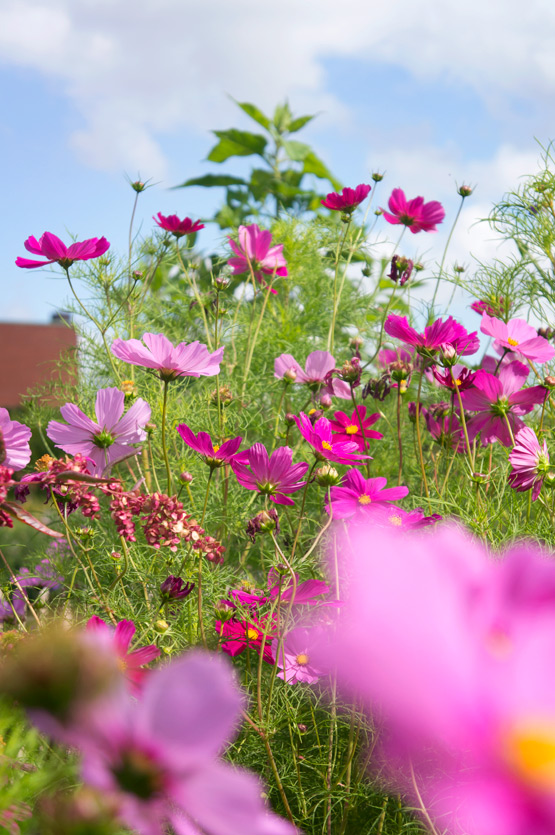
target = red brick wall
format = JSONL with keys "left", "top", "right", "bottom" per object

{"left": 0, "top": 323, "right": 77, "bottom": 408}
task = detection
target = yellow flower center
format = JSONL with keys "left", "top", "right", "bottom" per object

{"left": 296, "top": 653, "right": 309, "bottom": 665}
{"left": 358, "top": 494, "right": 371, "bottom": 505}
{"left": 308, "top": 408, "right": 317, "bottom": 416}
{"left": 246, "top": 628, "right": 259, "bottom": 641}
{"left": 388, "top": 513, "right": 403, "bottom": 526}
{"left": 322, "top": 441, "right": 332, "bottom": 450}
{"left": 118, "top": 658, "right": 128, "bottom": 673}
{"left": 506, "top": 722, "right": 555, "bottom": 789}
{"left": 212, "top": 445, "right": 220, "bottom": 454}
{"left": 455, "top": 378, "right": 462, "bottom": 386}
{"left": 345, "top": 424, "right": 359, "bottom": 434}
{"left": 508, "top": 337, "right": 519, "bottom": 347}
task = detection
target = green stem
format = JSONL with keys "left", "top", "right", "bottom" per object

{"left": 289, "top": 461, "right": 317, "bottom": 561}
{"left": 414, "top": 370, "right": 431, "bottom": 505}
{"left": 65, "top": 269, "right": 121, "bottom": 382}
{"left": 175, "top": 242, "right": 213, "bottom": 349}
{"left": 327, "top": 217, "right": 352, "bottom": 355}
{"left": 196, "top": 470, "right": 213, "bottom": 650}
{"left": 161, "top": 380, "right": 172, "bottom": 494}
{"left": 241, "top": 278, "right": 275, "bottom": 401}
{"left": 432, "top": 194, "right": 466, "bottom": 310}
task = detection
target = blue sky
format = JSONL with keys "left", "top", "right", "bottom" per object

{"left": 0, "top": 0, "right": 552, "bottom": 323}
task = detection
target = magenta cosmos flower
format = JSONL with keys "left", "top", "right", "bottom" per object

{"left": 232, "top": 443, "right": 309, "bottom": 505}
{"left": 384, "top": 314, "right": 479, "bottom": 356}
{"left": 326, "top": 469, "right": 409, "bottom": 519}
{"left": 86, "top": 616, "right": 160, "bottom": 694}
{"left": 277, "top": 627, "right": 325, "bottom": 685}
{"left": 47, "top": 387, "right": 151, "bottom": 476}
{"left": 274, "top": 350, "right": 350, "bottom": 399}
{"left": 216, "top": 614, "right": 276, "bottom": 664}
{"left": 322, "top": 522, "right": 555, "bottom": 835}
{"left": 111, "top": 333, "right": 223, "bottom": 381}
{"left": 177, "top": 424, "right": 242, "bottom": 469}
{"left": 153, "top": 213, "right": 204, "bottom": 237}
{"left": 0, "top": 408, "right": 32, "bottom": 471}
{"left": 364, "top": 503, "right": 442, "bottom": 530}
{"left": 227, "top": 224, "right": 287, "bottom": 292}
{"left": 508, "top": 426, "right": 550, "bottom": 501}
{"left": 77, "top": 652, "right": 294, "bottom": 835}
{"left": 328, "top": 406, "right": 383, "bottom": 450}
{"left": 461, "top": 361, "right": 547, "bottom": 447}
{"left": 321, "top": 183, "right": 371, "bottom": 212}
{"left": 480, "top": 313, "right": 555, "bottom": 363}
{"left": 16, "top": 232, "right": 110, "bottom": 269}
{"left": 381, "top": 187, "right": 445, "bottom": 233}
{"left": 295, "top": 413, "right": 370, "bottom": 465}
{"left": 232, "top": 568, "right": 331, "bottom": 608}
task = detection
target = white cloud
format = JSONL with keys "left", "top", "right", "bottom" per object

{"left": 0, "top": 0, "right": 554, "bottom": 175}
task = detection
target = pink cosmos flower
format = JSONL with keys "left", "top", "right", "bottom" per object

{"left": 177, "top": 424, "right": 242, "bottom": 468}
{"left": 363, "top": 503, "right": 442, "bottom": 529}
{"left": 384, "top": 314, "right": 479, "bottom": 356}
{"left": 232, "top": 568, "right": 332, "bottom": 608}
{"left": 322, "top": 522, "right": 555, "bottom": 835}
{"left": 328, "top": 406, "right": 383, "bottom": 450}
{"left": 0, "top": 408, "right": 32, "bottom": 470}
{"left": 231, "top": 443, "right": 309, "bottom": 506}
{"left": 461, "top": 361, "right": 547, "bottom": 447}
{"left": 86, "top": 616, "right": 160, "bottom": 694}
{"left": 295, "top": 413, "right": 370, "bottom": 465}
{"left": 321, "top": 183, "right": 371, "bottom": 212}
{"left": 153, "top": 213, "right": 204, "bottom": 237}
{"left": 326, "top": 469, "right": 409, "bottom": 518}
{"left": 277, "top": 627, "right": 325, "bottom": 684}
{"left": 111, "top": 333, "right": 224, "bottom": 381}
{"left": 77, "top": 652, "right": 294, "bottom": 835}
{"left": 508, "top": 426, "right": 550, "bottom": 500}
{"left": 274, "top": 350, "right": 351, "bottom": 399}
{"left": 16, "top": 232, "right": 110, "bottom": 269}
{"left": 381, "top": 188, "right": 445, "bottom": 233}
{"left": 424, "top": 410, "right": 465, "bottom": 452}
{"left": 431, "top": 363, "right": 476, "bottom": 391}
{"left": 378, "top": 345, "right": 416, "bottom": 369}
{"left": 47, "top": 388, "right": 151, "bottom": 476}
{"left": 480, "top": 313, "right": 555, "bottom": 363}
{"left": 471, "top": 298, "right": 504, "bottom": 317}
{"left": 227, "top": 224, "right": 287, "bottom": 293}
{"left": 216, "top": 614, "right": 276, "bottom": 664}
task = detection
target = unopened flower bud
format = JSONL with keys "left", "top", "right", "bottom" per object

{"left": 284, "top": 412, "right": 296, "bottom": 426}
{"left": 110, "top": 550, "right": 121, "bottom": 560}
{"left": 538, "top": 327, "right": 555, "bottom": 341}
{"left": 319, "top": 393, "right": 332, "bottom": 409}
{"left": 350, "top": 335, "right": 363, "bottom": 350}
{"left": 154, "top": 619, "right": 170, "bottom": 633}
{"left": 215, "top": 600, "right": 235, "bottom": 623}
{"left": 340, "top": 357, "right": 362, "bottom": 385}
{"left": 458, "top": 184, "right": 473, "bottom": 197}
{"left": 284, "top": 367, "right": 297, "bottom": 382}
{"left": 131, "top": 180, "right": 146, "bottom": 192}
{"left": 132, "top": 270, "right": 144, "bottom": 282}
{"left": 407, "top": 402, "right": 418, "bottom": 422}
{"left": 544, "top": 375, "right": 555, "bottom": 389}
{"left": 246, "top": 509, "right": 280, "bottom": 542}
{"left": 275, "top": 563, "right": 290, "bottom": 576}
{"left": 372, "top": 172, "right": 384, "bottom": 182}
{"left": 75, "top": 527, "right": 93, "bottom": 543}
{"left": 315, "top": 464, "right": 341, "bottom": 487}
{"left": 439, "top": 343, "right": 457, "bottom": 366}
{"left": 145, "top": 422, "right": 157, "bottom": 434}
{"left": 214, "top": 274, "right": 231, "bottom": 290}
{"left": 210, "top": 385, "right": 233, "bottom": 407}
{"left": 297, "top": 723, "right": 308, "bottom": 733}
{"left": 178, "top": 471, "right": 194, "bottom": 484}
{"left": 454, "top": 264, "right": 465, "bottom": 274}
{"left": 544, "top": 472, "right": 555, "bottom": 488}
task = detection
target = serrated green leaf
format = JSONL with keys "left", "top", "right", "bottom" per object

{"left": 302, "top": 152, "right": 341, "bottom": 190}
{"left": 235, "top": 100, "right": 271, "bottom": 130}
{"left": 174, "top": 174, "right": 247, "bottom": 189}
{"left": 207, "top": 130, "right": 267, "bottom": 163}
{"left": 288, "top": 114, "right": 315, "bottom": 133}
{"left": 282, "top": 140, "right": 312, "bottom": 162}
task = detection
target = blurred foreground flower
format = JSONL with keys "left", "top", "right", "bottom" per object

{"left": 0, "top": 408, "right": 32, "bottom": 471}
{"left": 321, "top": 521, "right": 555, "bottom": 835}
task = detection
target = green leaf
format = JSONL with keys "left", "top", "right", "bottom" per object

{"left": 282, "top": 140, "right": 312, "bottom": 162}
{"left": 235, "top": 100, "right": 271, "bottom": 130}
{"left": 174, "top": 174, "right": 247, "bottom": 189}
{"left": 302, "top": 152, "right": 342, "bottom": 190}
{"left": 288, "top": 114, "right": 315, "bottom": 133}
{"left": 273, "top": 101, "right": 293, "bottom": 132}
{"left": 207, "top": 129, "right": 267, "bottom": 163}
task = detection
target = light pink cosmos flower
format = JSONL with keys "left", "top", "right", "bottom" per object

{"left": 381, "top": 188, "right": 445, "bottom": 233}
{"left": 328, "top": 406, "right": 383, "bottom": 450}
{"left": 153, "top": 213, "right": 204, "bottom": 237}
{"left": 47, "top": 387, "right": 151, "bottom": 476}
{"left": 232, "top": 442, "right": 309, "bottom": 506}
{"left": 86, "top": 616, "right": 160, "bottom": 694}
{"left": 0, "top": 408, "right": 32, "bottom": 471}
{"left": 274, "top": 350, "right": 350, "bottom": 399}
{"left": 321, "top": 522, "right": 555, "bottom": 835}
{"left": 16, "top": 232, "right": 110, "bottom": 269}
{"left": 295, "top": 413, "right": 370, "bottom": 465}
{"left": 321, "top": 184, "right": 371, "bottom": 212}
{"left": 277, "top": 627, "right": 325, "bottom": 685}
{"left": 384, "top": 314, "right": 479, "bottom": 356}
{"left": 461, "top": 361, "right": 547, "bottom": 447}
{"left": 177, "top": 424, "right": 242, "bottom": 468}
{"left": 227, "top": 224, "right": 288, "bottom": 293}
{"left": 111, "top": 333, "right": 224, "bottom": 381}
{"left": 77, "top": 652, "right": 294, "bottom": 835}
{"left": 326, "top": 469, "right": 409, "bottom": 518}
{"left": 508, "top": 426, "right": 550, "bottom": 500}
{"left": 480, "top": 313, "right": 555, "bottom": 363}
